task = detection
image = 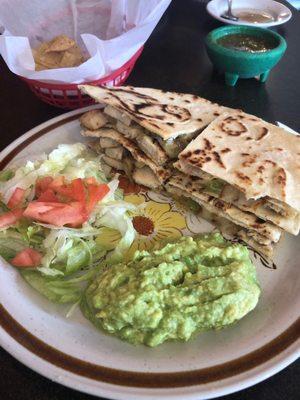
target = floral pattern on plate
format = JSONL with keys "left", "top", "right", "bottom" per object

{"left": 96, "top": 192, "right": 186, "bottom": 260}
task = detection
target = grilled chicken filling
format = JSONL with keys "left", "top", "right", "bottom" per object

{"left": 87, "top": 135, "right": 161, "bottom": 189}
{"left": 166, "top": 184, "right": 275, "bottom": 257}
{"left": 104, "top": 106, "right": 202, "bottom": 164}
{"left": 175, "top": 161, "right": 300, "bottom": 235}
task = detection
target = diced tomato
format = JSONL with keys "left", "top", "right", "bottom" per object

{"left": 70, "top": 178, "right": 86, "bottom": 203}
{"left": 11, "top": 248, "right": 42, "bottom": 268}
{"left": 0, "top": 209, "right": 23, "bottom": 228}
{"left": 84, "top": 177, "right": 97, "bottom": 185}
{"left": 53, "top": 183, "right": 72, "bottom": 199}
{"left": 35, "top": 176, "right": 53, "bottom": 197}
{"left": 48, "top": 176, "right": 65, "bottom": 190}
{"left": 37, "top": 189, "right": 59, "bottom": 202}
{"left": 23, "top": 201, "right": 87, "bottom": 227}
{"left": 7, "top": 187, "right": 26, "bottom": 209}
{"left": 28, "top": 176, "right": 108, "bottom": 226}
{"left": 24, "top": 201, "right": 65, "bottom": 217}
{"left": 41, "top": 202, "right": 88, "bottom": 227}
{"left": 55, "top": 188, "right": 73, "bottom": 202}
{"left": 66, "top": 202, "right": 89, "bottom": 227}
{"left": 55, "top": 178, "right": 86, "bottom": 203}
{"left": 86, "top": 183, "right": 109, "bottom": 213}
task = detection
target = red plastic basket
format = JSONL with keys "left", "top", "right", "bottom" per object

{"left": 21, "top": 47, "right": 143, "bottom": 109}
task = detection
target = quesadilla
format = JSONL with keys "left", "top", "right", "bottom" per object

{"left": 178, "top": 111, "right": 300, "bottom": 236}
{"left": 173, "top": 161, "right": 300, "bottom": 235}
{"left": 166, "top": 171, "right": 282, "bottom": 257}
{"left": 79, "top": 87, "right": 299, "bottom": 257}
{"left": 79, "top": 85, "right": 231, "bottom": 188}
{"left": 169, "top": 110, "right": 300, "bottom": 257}
{"left": 179, "top": 111, "right": 300, "bottom": 208}
{"left": 197, "top": 206, "right": 275, "bottom": 258}
{"left": 83, "top": 125, "right": 171, "bottom": 189}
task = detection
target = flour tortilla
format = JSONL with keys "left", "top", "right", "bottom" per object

{"left": 166, "top": 172, "right": 282, "bottom": 244}
{"left": 179, "top": 111, "right": 300, "bottom": 213}
{"left": 195, "top": 202, "right": 273, "bottom": 258}
{"left": 79, "top": 85, "right": 230, "bottom": 140}
{"left": 235, "top": 231, "right": 273, "bottom": 259}
{"left": 173, "top": 161, "right": 300, "bottom": 235}
{"left": 166, "top": 184, "right": 273, "bottom": 258}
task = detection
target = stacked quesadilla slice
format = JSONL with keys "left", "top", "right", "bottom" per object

{"left": 78, "top": 85, "right": 300, "bottom": 258}
{"left": 168, "top": 110, "right": 300, "bottom": 257}
{"left": 79, "top": 85, "right": 230, "bottom": 188}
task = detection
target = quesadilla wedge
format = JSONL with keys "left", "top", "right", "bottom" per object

{"left": 79, "top": 85, "right": 231, "bottom": 164}
{"left": 184, "top": 201, "right": 274, "bottom": 258}
{"left": 179, "top": 111, "right": 300, "bottom": 212}
{"left": 173, "top": 162, "right": 300, "bottom": 234}
{"left": 166, "top": 172, "right": 281, "bottom": 242}
{"left": 166, "top": 173, "right": 281, "bottom": 258}
{"left": 84, "top": 126, "right": 170, "bottom": 189}
{"left": 178, "top": 111, "right": 300, "bottom": 236}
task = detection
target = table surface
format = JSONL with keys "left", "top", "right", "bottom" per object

{"left": 0, "top": 0, "right": 299, "bottom": 399}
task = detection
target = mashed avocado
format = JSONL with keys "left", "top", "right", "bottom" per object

{"left": 81, "top": 233, "right": 260, "bottom": 347}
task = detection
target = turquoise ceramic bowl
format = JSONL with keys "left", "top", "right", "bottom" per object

{"left": 205, "top": 26, "right": 287, "bottom": 86}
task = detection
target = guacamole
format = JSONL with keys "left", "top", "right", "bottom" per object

{"left": 81, "top": 233, "right": 260, "bottom": 347}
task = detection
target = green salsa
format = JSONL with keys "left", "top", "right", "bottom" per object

{"left": 217, "top": 34, "right": 277, "bottom": 53}
{"left": 82, "top": 233, "right": 260, "bottom": 346}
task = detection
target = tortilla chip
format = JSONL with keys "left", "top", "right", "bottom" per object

{"left": 35, "top": 42, "right": 50, "bottom": 54}
{"left": 59, "top": 45, "right": 85, "bottom": 67}
{"left": 34, "top": 50, "right": 63, "bottom": 69}
{"left": 45, "top": 35, "right": 76, "bottom": 53}
{"left": 33, "top": 36, "right": 86, "bottom": 70}
{"left": 35, "top": 62, "right": 47, "bottom": 71}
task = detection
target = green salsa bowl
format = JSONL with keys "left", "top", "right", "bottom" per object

{"left": 205, "top": 26, "right": 287, "bottom": 86}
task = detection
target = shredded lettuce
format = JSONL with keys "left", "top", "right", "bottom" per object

{"left": 62, "top": 155, "right": 107, "bottom": 183}
{"left": 39, "top": 229, "right": 104, "bottom": 276}
{"left": 0, "top": 143, "right": 104, "bottom": 203}
{"left": 0, "top": 143, "right": 137, "bottom": 304}
{"left": 0, "top": 169, "right": 14, "bottom": 182}
{"left": 37, "top": 143, "right": 86, "bottom": 176}
{"left": 16, "top": 220, "right": 45, "bottom": 247}
{"left": 0, "top": 201, "right": 9, "bottom": 213}
{"left": 0, "top": 231, "right": 28, "bottom": 261}
{"left": 20, "top": 270, "right": 85, "bottom": 303}
{"left": 20, "top": 236, "right": 104, "bottom": 304}
{"left": 94, "top": 201, "right": 136, "bottom": 264}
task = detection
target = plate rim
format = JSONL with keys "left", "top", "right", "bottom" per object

{"left": 0, "top": 106, "right": 299, "bottom": 399}
{"left": 1, "top": 325, "right": 299, "bottom": 400}
{"left": 206, "top": 0, "right": 292, "bottom": 28}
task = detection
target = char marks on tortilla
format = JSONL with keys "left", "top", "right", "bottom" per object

{"left": 179, "top": 111, "right": 300, "bottom": 212}
{"left": 79, "top": 85, "right": 231, "bottom": 140}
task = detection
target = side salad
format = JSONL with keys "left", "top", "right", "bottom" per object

{"left": 0, "top": 143, "right": 136, "bottom": 304}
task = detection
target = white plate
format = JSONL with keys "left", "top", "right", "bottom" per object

{"left": 207, "top": 0, "right": 292, "bottom": 27}
{"left": 0, "top": 106, "right": 299, "bottom": 400}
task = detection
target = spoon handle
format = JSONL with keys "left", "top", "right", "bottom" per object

{"left": 228, "top": 0, "right": 233, "bottom": 16}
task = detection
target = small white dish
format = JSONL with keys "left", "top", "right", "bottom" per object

{"left": 207, "top": 0, "right": 292, "bottom": 27}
